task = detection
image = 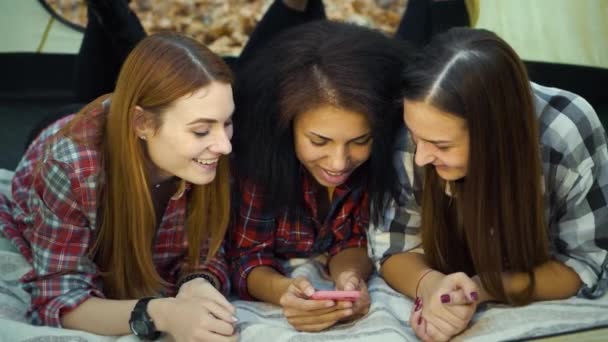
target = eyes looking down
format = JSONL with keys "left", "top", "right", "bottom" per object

{"left": 137, "top": 81, "right": 235, "bottom": 186}
{"left": 138, "top": 91, "right": 470, "bottom": 188}
{"left": 293, "top": 105, "right": 373, "bottom": 188}
{"left": 403, "top": 100, "right": 470, "bottom": 181}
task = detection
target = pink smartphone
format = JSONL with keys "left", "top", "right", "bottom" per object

{"left": 310, "top": 290, "right": 361, "bottom": 301}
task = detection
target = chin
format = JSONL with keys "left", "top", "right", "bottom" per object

{"left": 184, "top": 174, "right": 216, "bottom": 185}
{"left": 435, "top": 169, "right": 465, "bottom": 181}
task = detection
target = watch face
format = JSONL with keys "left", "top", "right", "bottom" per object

{"left": 130, "top": 318, "right": 150, "bottom": 336}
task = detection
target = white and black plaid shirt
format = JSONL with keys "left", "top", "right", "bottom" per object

{"left": 368, "top": 82, "right": 608, "bottom": 298}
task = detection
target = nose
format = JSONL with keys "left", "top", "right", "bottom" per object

{"left": 328, "top": 145, "right": 350, "bottom": 171}
{"left": 209, "top": 128, "right": 232, "bottom": 155}
{"left": 414, "top": 141, "right": 435, "bottom": 166}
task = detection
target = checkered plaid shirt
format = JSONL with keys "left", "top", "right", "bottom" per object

{"left": 368, "top": 82, "right": 608, "bottom": 298}
{"left": 0, "top": 107, "right": 230, "bottom": 327}
{"left": 228, "top": 170, "right": 369, "bottom": 300}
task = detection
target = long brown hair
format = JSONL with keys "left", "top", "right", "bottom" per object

{"left": 401, "top": 28, "right": 550, "bottom": 305}
{"left": 61, "top": 32, "right": 233, "bottom": 299}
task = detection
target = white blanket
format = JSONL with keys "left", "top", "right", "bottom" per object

{"left": 1, "top": 168, "right": 607, "bottom": 342}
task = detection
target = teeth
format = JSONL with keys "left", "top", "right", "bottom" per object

{"left": 194, "top": 158, "right": 218, "bottom": 165}
{"left": 326, "top": 170, "right": 344, "bottom": 176}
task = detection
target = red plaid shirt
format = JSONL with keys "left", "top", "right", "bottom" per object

{"left": 0, "top": 106, "right": 229, "bottom": 327}
{"left": 228, "top": 169, "right": 369, "bottom": 299}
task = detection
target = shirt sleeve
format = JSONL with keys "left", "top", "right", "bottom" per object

{"left": 25, "top": 158, "right": 104, "bottom": 327}
{"left": 546, "top": 96, "right": 608, "bottom": 299}
{"left": 367, "top": 127, "right": 424, "bottom": 270}
{"left": 190, "top": 240, "right": 231, "bottom": 296}
{"left": 227, "top": 181, "right": 285, "bottom": 300}
{"left": 328, "top": 190, "right": 369, "bottom": 256}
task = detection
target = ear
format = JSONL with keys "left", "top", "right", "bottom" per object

{"left": 133, "top": 105, "right": 154, "bottom": 139}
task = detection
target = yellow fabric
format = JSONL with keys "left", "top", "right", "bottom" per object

{"left": 465, "top": 0, "right": 479, "bottom": 27}
{"left": 470, "top": 0, "right": 608, "bottom": 68}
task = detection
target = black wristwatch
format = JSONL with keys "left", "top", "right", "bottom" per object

{"left": 129, "top": 297, "right": 161, "bottom": 340}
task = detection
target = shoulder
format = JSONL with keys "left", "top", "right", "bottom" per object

{"left": 532, "top": 82, "right": 606, "bottom": 171}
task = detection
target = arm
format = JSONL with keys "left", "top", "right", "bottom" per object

{"left": 381, "top": 251, "right": 433, "bottom": 298}
{"left": 481, "top": 260, "right": 581, "bottom": 302}
{"left": 62, "top": 297, "right": 138, "bottom": 335}
{"left": 247, "top": 266, "right": 294, "bottom": 305}
{"left": 328, "top": 247, "right": 373, "bottom": 285}
{"left": 228, "top": 180, "right": 287, "bottom": 300}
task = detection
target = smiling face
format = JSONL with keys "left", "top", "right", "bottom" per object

{"left": 293, "top": 105, "right": 372, "bottom": 187}
{"left": 403, "top": 100, "right": 469, "bottom": 181}
{"left": 139, "top": 81, "right": 234, "bottom": 185}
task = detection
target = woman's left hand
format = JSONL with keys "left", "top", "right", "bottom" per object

{"left": 177, "top": 277, "right": 236, "bottom": 322}
{"left": 334, "top": 271, "right": 371, "bottom": 321}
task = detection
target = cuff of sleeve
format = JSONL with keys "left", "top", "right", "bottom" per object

{"left": 566, "top": 256, "right": 608, "bottom": 298}
{"left": 35, "top": 288, "right": 104, "bottom": 327}
{"left": 329, "top": 236, "right": 367, "bottom": 257}
{"left": 233, "top": 256, "right": 286, "bottom": 300}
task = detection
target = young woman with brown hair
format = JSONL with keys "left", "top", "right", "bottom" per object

{"left": 369, "top": 27, "right": 608, "bottom": 341}
{"left": 0, "top": 32, "right": 237, "bottom": 341}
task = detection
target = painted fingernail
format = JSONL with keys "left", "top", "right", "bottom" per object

{"left": 440, "top": 294, "right": 451, "bottom": 303}
{"left": 414, "top": 297, "right": 421, "bottom": 306}
{"left": 417, "top": 316, "right": 422, "bottom": 325}
{"left": 470, "top": 292, "right": 479, "bottom": 301}
{"left": 414, "top": 303, "right": 421, "bottom": 312}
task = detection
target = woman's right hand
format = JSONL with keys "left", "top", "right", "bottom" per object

{"left": 414, "top": 272, "right": 479, "bottom": 341}
{"left": 151, "top": 297, "right": 238, "bottom": 342}
{"left": 279, "top": 276, "right": 354, "bottom": 332}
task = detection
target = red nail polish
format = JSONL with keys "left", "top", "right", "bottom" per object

{"left": 470, "top": 292, "right": 479, "bottom": 301}
{"left": 417, "top": 316, "right": 422, "bottom": 325}
{"left": 414, "top": 297, "right": 421, "bottom": 306}
{"left": 414, "top": 303, "right": 421, "bottom": 312}
{"left": 440, "top": 294, "right": 450, "bottom": 303}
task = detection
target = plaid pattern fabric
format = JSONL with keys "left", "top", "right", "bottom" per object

{"left": 228, "top": 169, "right": 369, "bottom": 299}
{"left": 368, "top": 82, "right": 608, "bottom": 298}
{"left": 0, "top": 106, "right": 230, "bottom": 327}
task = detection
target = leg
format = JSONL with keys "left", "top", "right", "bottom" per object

{"left": 74, "top": 0, "right": 146, "bottom": 102}
{"left": 395, "top": 0, "right": 432, "bottom": 47}
{"left": 395, "top": 0, "right": 469, "bottom": 47}
{"left": 237, "top": 0, "right": 326, "bottom": 67}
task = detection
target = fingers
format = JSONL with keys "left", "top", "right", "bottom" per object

{"left": 410, "top": 303, "right": 433, "bottom": 342}
{"left": 203, "top": 300, "right": 238, "bottom": 326}
{"left": 350, "top": 285, "right": 370, "bottom": 317}
{"left": 445, "top": 272, "right": 479, "bottom": 302}
{"left": 336, "top": 271, "right": 361, "bottom": 291}
{"left": 423, "top": 308, "right": 463, "bottom": 338}
{"left": 284, "top": 300, "right": 352, "bottom": 317}
{"left": 426, "top": 321, "right": 451, "bottom": 342}
{"left": 203, "top": 287, "right": 236, "bottom": 315}
{"left": 294, "top": 320, "right": 339, "bottom": 332}
{"left": 280, "top": 293, "right": 336, "bottom": 311}
{"left": 287, "top": 307, "right": 353, "bottom": 327}
{"left": 441, "top": 288, "right": 471, "bottom": 306}
{"left": 292, "top": 276, "right": 315, "bottom": 297}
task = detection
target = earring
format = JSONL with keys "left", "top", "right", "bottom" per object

{"left": 140, "top": 135, "right": 146, "bottom": 140}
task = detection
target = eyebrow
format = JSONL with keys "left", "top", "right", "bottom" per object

{"left": 310, "top": 132, "right": 372, "bottom": 143}
{"left": 187, "top": 114, "right": 233, "bottom": 126}
{"left": 409, "top": 130, "right": 452, "bottom": 145}
{"left": 423, "top": 138, "right": 452, "bottom": 145}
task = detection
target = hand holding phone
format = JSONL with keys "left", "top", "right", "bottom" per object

{"left": 309, "top": 290, "right": 361, "bottom": 301}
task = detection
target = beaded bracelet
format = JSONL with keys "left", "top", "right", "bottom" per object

{"left": 415, "top": 269, "right": 436, "bottom": 298}
{"left": 176, "top": 272, "right": 219, "bottom": 292}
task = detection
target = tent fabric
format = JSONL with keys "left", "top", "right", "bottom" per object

{"left": 467, "top": 0, "right": 608, "bottom": 69}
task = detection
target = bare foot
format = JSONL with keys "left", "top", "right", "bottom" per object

{"left": 282, "top": 0, "right": 308, "bottom": 12}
